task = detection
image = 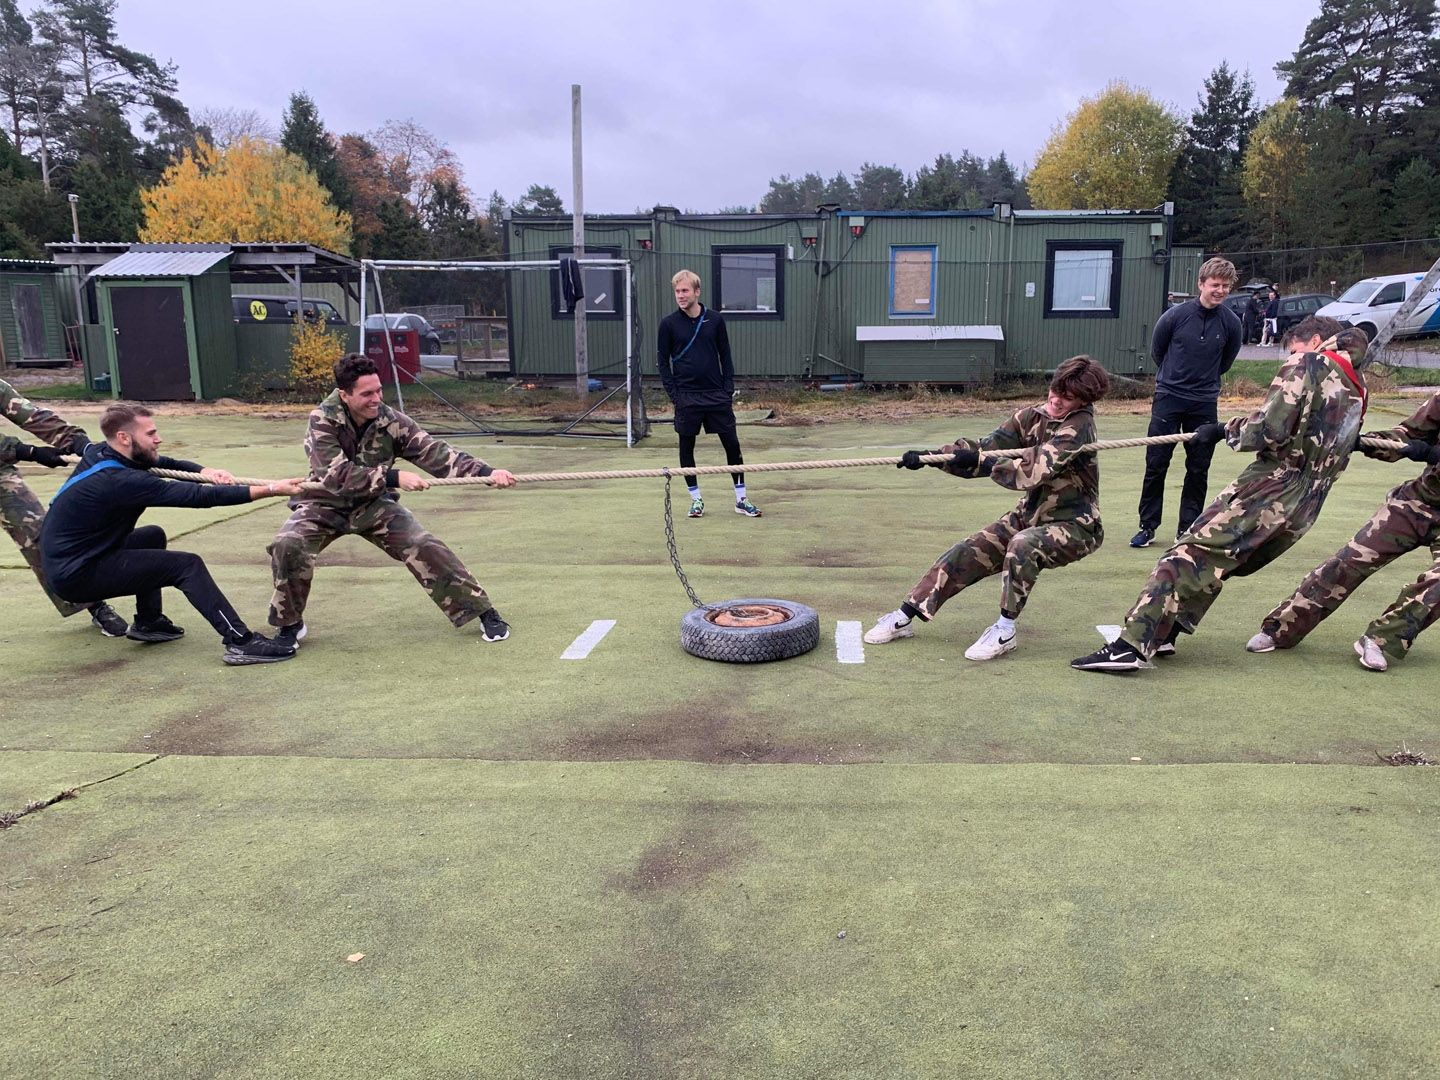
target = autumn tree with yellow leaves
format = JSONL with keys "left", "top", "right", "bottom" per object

{"left": 1240, "top": 98, "right": 1309, "bottom": 257}
{"left": 1027, "top": 82, "right": 1184, "bottom": 210}
{"left": 139, "top": 137, "right": 353, "bottom": 252}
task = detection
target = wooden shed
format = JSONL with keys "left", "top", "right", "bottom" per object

{"left": 0, "top": 260, "right": 73, "bottom": 367}
{"left": 48, "top": 242, "right": 360, "bottom": 399}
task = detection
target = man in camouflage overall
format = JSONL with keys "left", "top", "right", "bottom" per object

{"left": 266, "top": 353, "right": 517, "bottom": 647}
{"left": 1247, "top": 390, "right": 1440, "bottom": 671}
{"left": 1073, "top": 317, "right": 1367, "bottom": 673}
{"left": 1, "top": 377, "right": 126, "bottom": 635}
{"left": 865, "top": 356, "right": 1110, "bottom": 661}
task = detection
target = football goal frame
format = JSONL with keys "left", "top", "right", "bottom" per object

{"left": 360, "top": 256, "right": 647, "bottom": 445}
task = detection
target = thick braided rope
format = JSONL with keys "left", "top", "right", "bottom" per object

{"left": 57, "top": 433, "right": 1412, "bottom": 487}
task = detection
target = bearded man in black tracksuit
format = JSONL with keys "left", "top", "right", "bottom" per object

{"left": 1131, "top": 256, "right": 1244, "bottom": 548}
{"left": 656, "top": 268, "right": 760, "bottom": 519}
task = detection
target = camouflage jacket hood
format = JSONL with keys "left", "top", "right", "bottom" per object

{"left": 936, "top": 402, "right": 1100, "bottom": 529}
{"left": 301, "top": 389, "right": 492, "bottom": 507}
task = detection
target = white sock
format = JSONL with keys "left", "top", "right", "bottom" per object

{"left": 996, "top": 615, "right": 1016, "bottom": 635}
{"left": 688, "top": 485, "right": 701, "bottom": 499}
{"left": 734, "top": 483, "right": 746, "bottom": 501}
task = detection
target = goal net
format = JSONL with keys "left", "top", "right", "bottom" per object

{"left": 360, "top": 257, "right": 649, "bottom": 445}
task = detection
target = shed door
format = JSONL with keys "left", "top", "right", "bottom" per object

{"left": 13, "top": 284, "right": 45, "bottom": 359}
{"left": 111, "top": 286, "right": 193, "bottom": 400}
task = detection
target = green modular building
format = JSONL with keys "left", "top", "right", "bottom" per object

{"left": 504, "top": 203, "right": 1179, "bottom": 386}
{"left": 48, "top": 242, "right": 360, "bottom": 399}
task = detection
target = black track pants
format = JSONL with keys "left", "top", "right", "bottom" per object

{"left": 52, "top": 525, "right": 251, "bottom": 642}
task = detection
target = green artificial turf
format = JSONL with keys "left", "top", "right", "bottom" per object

{"left": 3, "top": 755, "right": 1437, "bottom": 1080}
{"left": 3, "top": 408, "right": 1438, "bottom": 1079}
{"left": 3, "top": 411, "right": 1439, "bottom": 765}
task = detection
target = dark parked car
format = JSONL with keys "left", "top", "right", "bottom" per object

{"left": 233, "top": 294, "right": 347, "bottom": 325}
{"left": 1272, "top": 293, "right": 1336, "bottom": 339}
{"left": 363, "top": 313, "right": 443, "bottom": 355}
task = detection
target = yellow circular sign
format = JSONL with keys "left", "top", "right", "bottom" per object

{"left": 249, "top": 300, "right": 268, "bottom": 321}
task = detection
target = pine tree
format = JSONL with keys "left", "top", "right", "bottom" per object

{"left": 281, "top": 90, "right": 351, "bottom": 211}
{"left": 1170, "top": 62, "right": 1259, "bottom": 248}
{"left": 851, "top": 163, "right": 907, "bottom": 210}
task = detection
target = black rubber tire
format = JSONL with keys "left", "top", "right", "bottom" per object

{"left": 680, "top": 598, "right": 820, "bottom": 663}
{"left": 1354, "top": 322, "right": 1378, "bottom": 343}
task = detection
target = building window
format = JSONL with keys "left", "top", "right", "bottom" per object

{"left": 1044, "top": 240, "right": 1122, "bottom": 319}
{"left": 890, "top": 246, "right": 936, "bottom": 317}
{"left": 711, "top": 246, "right": 784, "bottom": 319}
{"left": 549, "top": 246, "right": 622, "bottom": 320}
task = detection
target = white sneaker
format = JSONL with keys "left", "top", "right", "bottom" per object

{"left": 1355, "top": 635, "right": 1388, "bottom": 672}
{"left": 964, "top": 621, "right": 1017, "bottom": 661}
{"left": 864, "top": 609, "right": 915, "bottom": 644}
{"left": 1245, "top": 632, "right": 1276, "bottom": 653}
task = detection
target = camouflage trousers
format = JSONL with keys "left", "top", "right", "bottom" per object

{"left": 1120, "top": 506, "right": 1309, "bottom": 657}
{"left": 907, "top": 511, "right": 1103, "bottom": 620}
{"left": 0, "top": 464, "right": 85, "bottom": 617}
{"left": 267, "top": 497, "right": 493, "bottom": 628}
{"left": 1262, "top": 483, "right": 1440, "bottom": 662}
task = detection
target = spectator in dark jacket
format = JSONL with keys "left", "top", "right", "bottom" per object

{"left": 41, "top": 404, "right": 304, "bottom": 665}
{"left": 1130, "top": 257, "right": 1244, "bottom": 548}
{"left": 657, "top": 268, "right": 760, "bottom": 519}
{"left": 1261, "top": 287, "right": 1281, "bottom": 346}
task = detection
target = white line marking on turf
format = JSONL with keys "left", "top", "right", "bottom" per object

{"left": 1096, "top": 624, "right": 1123, "bottom": 642}
{"left": 836, "top": 621, "right": 865, "bottom": 663}
{"left": 562, "top": 620, "right": 617, "bottom": 659}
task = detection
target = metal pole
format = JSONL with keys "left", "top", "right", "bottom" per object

{"left": 66, "top": 195, "right": 85, "bottom": 366}
{"left": 624, "top": 260, "right": 633, "bottom": 447}
{"left": 1368, "top": 256, "right": 1440, "bottom": 363}
{"left": 371, "top": 265, "right": 406, "bottom": 413}
{"left": 572, "top": 83, "right": 587, "bottom": 398}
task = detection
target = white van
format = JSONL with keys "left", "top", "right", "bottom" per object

{"left": 1317, "top": 272, "right": 1440, "bottom": 341}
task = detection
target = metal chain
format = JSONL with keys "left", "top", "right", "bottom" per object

{"left": 662, "top": 470, "right": 708, "bottom": 609}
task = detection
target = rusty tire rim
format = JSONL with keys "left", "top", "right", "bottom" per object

{"left": 705, "top": 603, "right": 794, "bottom": 628}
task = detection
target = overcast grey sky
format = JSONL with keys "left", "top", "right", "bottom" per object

{"left": 111, "top": 0, "right": 1324, "bottom": 213}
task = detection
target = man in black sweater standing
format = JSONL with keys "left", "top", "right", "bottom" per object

{"left": 656, "top": 268, "right": 760, "bottom": 518}
{"left": 41, "top": 404, "right": 304, "bottom": 665}
{"left": 1131, "top": 257, "right": 1244, "bottom": 547}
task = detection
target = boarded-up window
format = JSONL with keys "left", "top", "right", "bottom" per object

{"left": 890, "top": 247, "right": 936, "bottom": 316}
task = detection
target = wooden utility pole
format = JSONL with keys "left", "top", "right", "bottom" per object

{"left": 572, "top": 84, "right": 588, "bottom": 398}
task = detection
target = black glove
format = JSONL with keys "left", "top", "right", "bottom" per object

{"left": 1400, "top": 439, "right": 1438, "bottom": 464}
{"left": 68, "top": 433, "right": 91, "bottom": 456}
{"left": 898, "top": 450, "right": 928, "bottom": 470}
{"left": 948, "top": 446, "right": 981, "bottom": 474}
{"left": 14, "top": 443, "right": 67, "bottom": 468}
{"left": 1188, "top": 423, "right": 1226, "bottom": 449}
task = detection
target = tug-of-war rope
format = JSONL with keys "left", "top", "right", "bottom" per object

{"left": 64, "top": 431, "right": 1411, "bottom": 489}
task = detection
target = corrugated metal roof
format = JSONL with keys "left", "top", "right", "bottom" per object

{"left": 92, "top": 248, "right": 231, "bottom": 277}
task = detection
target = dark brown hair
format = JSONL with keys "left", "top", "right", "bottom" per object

{"left": 334, "top": 352, "right": 378, "bottom": 391}
{"left": 100, "top": 404, "right": 154, "bottom": 440}
{"left": 1284, "top": 315, "right": 1345, "bottom": 348}
{"left": 1049, "top": 355, "right": 1110, "bottom": 405}
{"left": 1334, "top": 326, "right": 1369, "bottom": 354}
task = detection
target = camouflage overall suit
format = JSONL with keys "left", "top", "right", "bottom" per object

{"left": 907, "top": 403, "right": 1103, "bottom": 621}
{"left": 1118, "top": 338, "right": 1367, "bottom": 658}
{"left": 0, "top": 378, "right": 91, "bottom": 617}
{"left": 1261, "top": 392, "right": 1440, "bottom": 663}
{"left": 267, "top": 390, "right": 498, "bottom": 628}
